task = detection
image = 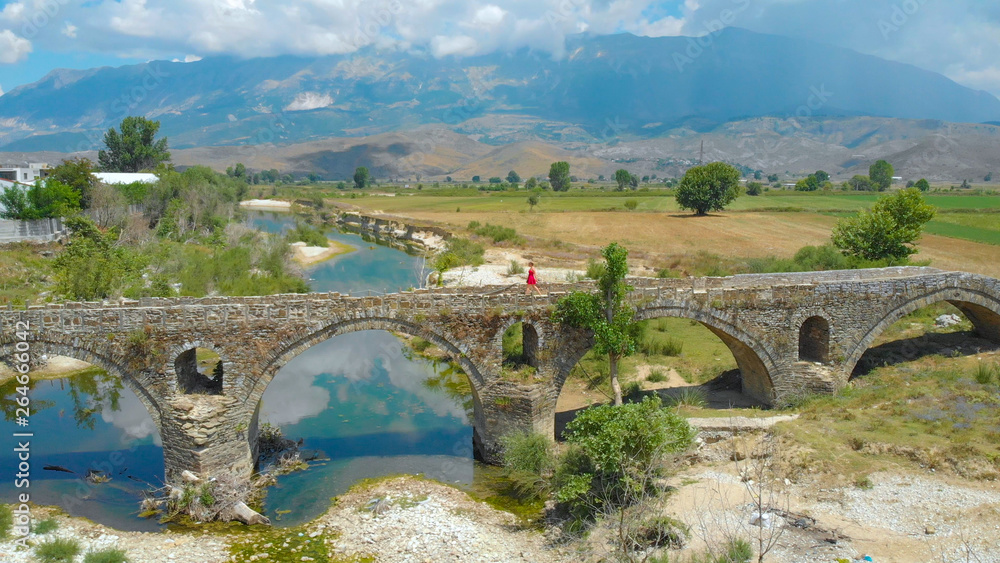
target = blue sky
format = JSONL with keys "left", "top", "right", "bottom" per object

{"left": 1, "top": 0, "right": 999, "bottom": 97}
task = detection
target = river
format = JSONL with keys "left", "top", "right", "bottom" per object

{"left": 0, "top": 211, "right": 478, "bottom": 529}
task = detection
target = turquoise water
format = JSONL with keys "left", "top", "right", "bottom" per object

{"left": 0, "top": 371, "right": 164, "bottom": 531}
{"left": 1, "top": 211, "right": 474, "bottom": 530}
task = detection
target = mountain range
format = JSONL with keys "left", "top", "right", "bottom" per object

{"left": 2, "top": 28, "right": 1000, "bottom": 181}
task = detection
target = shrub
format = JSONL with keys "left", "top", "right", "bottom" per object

{"left": 473, "top": 223, "right": 522, "bottom": 244}
{"left": 442, "top": 237, "right": 485, "bottom": 266}
{"left": 467, "top": 220, "right": 481, "bottom": 229}
{"left": 974, "top": 362, "right": 998, "bottom": 385}
{"left": 34, "top": 517, "right": 59, "bottom": 534}
{"left": 745, "top": 181, "right": 763, "bottom": 196}
{"left": 665, "top": 387, "right": 708, "bottom": 408}
{"left": 656, "top": 268, "right": 681, "bottom": 279}
{"left": 500, "top": 431, "right": 553, "bottom": 475}
{"left": 284, "top": 222, "right": 328, "bottom": 247}
{"left": 555, "top": 396, "right": 694, "bottom": 517}
{"left": 507, "top": 260, "right": 525, "bottom": 275}
{"left": 641, "top": 337, "right": 683, "bottom": 357}
{"left": 624, "top": 199, "right": 639, "bottom": 211}
{"left": 411, "top": 336, "right": 432, "bottom": 353}
{"left": 647, "top": 369, "right": 668, "bottom": 383}
{"left": 585, "top": 258, "right": 606, "bottom": 279}
{"left": 622, "top": 381, "right": 645, "bottom": 403}
{"left": 84, "top": 548, "right": 130, "bottom": 563}
{"left": 35, "top": 537, "right": 82, "bottom": 563}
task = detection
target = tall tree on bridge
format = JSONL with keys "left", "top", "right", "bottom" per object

{"left": 553, "top": 242, "right": 639, "bottom": 405}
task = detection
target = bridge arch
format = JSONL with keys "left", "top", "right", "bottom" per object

{"left": 844, "top": 287, "right": 1000, "bottom": 377}
{"left": 550, "top": 306, "right": 779, "bottom": 405}
{"left": 495, "top": 317, "right": 543, "bottom": 369}
{"left": 164, "top": 341, "right": 230, "bottom": 396}
{"left": 799, "top": 316, "right": 831, "bottom": 364}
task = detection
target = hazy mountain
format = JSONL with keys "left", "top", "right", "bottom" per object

{"left": 2, "top": 28, "right": 1000, "bottom": 153}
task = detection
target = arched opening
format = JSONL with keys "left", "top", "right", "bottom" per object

{"left": 851, "top": 299, "right": 1000, "bottom": 379}
{"left": 0, "top": 346, "right": 164, "bottom": 531}
{"left": 502, "top": 321, "right": 539, "bottom": 369}
{"left": 553, "top": 312, "right": 776, "bottom": 438}
{"left": 175, "top": 347, "right": 223, "bottom": 395}
{"left": 798, "top": 316, "right": 831, "bottom": 364}
{"left": 251, "top": 327, "right": 481, "bottom": 527}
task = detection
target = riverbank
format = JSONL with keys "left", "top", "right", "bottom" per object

{"left": 0, "top": 356, "right": 95, "bottom": 385}
{"left": 240, "top": 199, "right": 293, "bottom": 210}
{"left": 289, "top": 239, "right": 354, "bottom": 266}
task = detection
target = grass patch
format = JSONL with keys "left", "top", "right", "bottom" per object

{"left": 83, "top": 548, "right": 130, "bottom": 563}
{"left": 35, "top": 537, "right": 82, "bottom": 563}
{"left": 0, "top": 503, "right": 12, "bottom": 539}
{"left": 33, "top": 517, "right": 59, "bottom": 534}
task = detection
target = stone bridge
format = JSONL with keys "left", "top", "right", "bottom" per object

{"left": 2, "top": 266, "right": 999, "bottom": 485}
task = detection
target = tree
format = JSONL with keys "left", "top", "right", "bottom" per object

{"left": 675, "top": 162, "right": 741, "bottom": 215}
{"left": 525, "top": 177, "right": 538, "bottom": 190}
{"left": 914, "top": 178, "right": 930, "bottom": 192}
{"left": 506, "top": 170, "right": 521, "bottom": 185}
{"left": 832, "top": 188, "right": 936, "bottom": 261}
{"left": 0, "top": 179, "right": 81, "bottom": 220}
{"left": 754, "top": 170, "right": 763, "bottom": 180}
{"left": 47, "top": 158, "right": 98, "bottom": 208}
{"left": 472, "top": 175, "right": 481, "bottom": 183}
{"left": 746, "top": 181, "right": 763, "bottom": 196}
{"left": 614, "top": 168, "right": 631, "bottom": 191}
{"left": 554, "top": 242, "right": 638, "bottom": 405}
{"left": 445, "top": 176, "right": 453, "bottom": 182}
{"left": 986, "top": 172, "right": 993, "bottom": 182}
{"left": 814, "top": 170, "right": 830, "bottom": 183}
{"left": 98, "top": 116, "right": 171, "bottom": 172}
{"left": 549, "top": 161, "right": 571, "bottom": 192}
{"left": 527, "top": 193, "right": 539, "bottom": 211}
{"left": 489, "top": 176, "right": 503, "bottom": 184}
{"left": 869, "top": 160, "right": 894, "bottom": 192}
{"left": 767, "top": 173, "right": 779, "bottom": 183}
{"left": 847, "top": 175, "right": 874, "bottom": 191}
{"left": 795, "top": 175, "right": 820, "bottom": 191}
{"left": 629, "top": 173, "right": 639, "bottom": 190}
{"left": 353, "top": 166, "right": 370, "bottom": 189}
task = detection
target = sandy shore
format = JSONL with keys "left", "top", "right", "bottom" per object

{"left": 239, "top": 199, "right": 293, "bottom": 210}
{"left": 290, "top": 239, "right": 354, "bottom": 265}
{"left": 440, "top": 249, "right": 585, "bottom": 288}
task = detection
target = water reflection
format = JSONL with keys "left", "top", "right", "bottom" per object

{"left": 0, "top": 369, "right": 163, "bottom": 531}
{"left": 259, "top": 330, "right": 475, "bottom": 526}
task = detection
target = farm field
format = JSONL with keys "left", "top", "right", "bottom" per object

{"left": 325, "top": 188, "right": 1000, "bottom": 278}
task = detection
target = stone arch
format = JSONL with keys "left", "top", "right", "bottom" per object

{"left": 844, "top": 287, "right": 1000, "bottom": 377}
{"left": 244, "top": 316, "right": 490, "bottom": 460}
{"left": 163, "top": 341, "right": 230, "bottom": 395}
{"left": 798, "top": 316, "right": 831, "bottom": 364}
{"left": 551, "top": 306, "right": 779, "bottom": 405}
{"left": 496, "top": 317, "right": 542, "bottom": 369}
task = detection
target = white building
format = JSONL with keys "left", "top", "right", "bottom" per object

{"left": 93, "top": 172, "right": 159, "bottom": 185}
{"left": 0, "top": 163, "right": 49, "bottom": 183}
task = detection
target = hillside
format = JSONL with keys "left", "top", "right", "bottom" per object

{"left": 2, "top": 29, "right": 1000, "bottom": 153}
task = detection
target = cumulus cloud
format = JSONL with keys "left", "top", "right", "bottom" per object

{"left": 61, "top": 22, "right": 77, "bottom": 38}
{"left": 284, "top": 91, "right": 334, "bottom": 111}
{"left": 0, "top": 29, "right": 31, "bottom": 64}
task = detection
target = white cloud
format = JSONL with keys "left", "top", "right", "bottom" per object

{"left": 61, "top": 22, "right": 77, "bottom": 38}
{"left": 472, "top": 5, "right": 506, "bottom": 27}
{"left": 284, "top": 91, "right": 334, "bottom": 111}
{"left": 0, "top": 2, "right": 25, "bottom": 22}
{"left": 431, "top": 34, "right": 477, "bottom": 57}
{"left": 0, "top": 29, "right": 31, "bottom": 64}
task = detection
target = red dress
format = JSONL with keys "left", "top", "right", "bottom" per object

{"left": 527, "top": 268, "right": 537, "bottom": 285}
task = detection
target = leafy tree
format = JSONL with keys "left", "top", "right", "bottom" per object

{"left": 869, "top": 160, "right": 894, "bottom": 192}
{"left": 847, "top": 175, "right": 874, "bottom": 191}
{"left": 754, "top": 170, "right": 763, "bottom": 180}
{"left": 0, "top": 179, "right": 81, "bottom": 220}
{"left": 814, "top": 170, "right": 830, "bottom": 183}
{"left": 353, "top": 166, "right": 370, "bottom": 189}
{"left": 629, "top": 173, "right": 639, "bottom": 189}
{"left": 985, "top": 172, "right": 993, "bottom": 182}
{"left": 746, "top": 181, "right": 763, "bottom": 196}
{"left": 554, "top": 396, "right": 694, "bottom": 519}
{"left": 641, "top": 175, "right": 650, "bottom": 183}
{"left": 832, "top": 188, "right": 935, "bottom": 261}
{"left": 472, "top": 175, "right": 481, "bottom": 183}
{"left": 554, "top": 242, "right": 638, "bottom": 405}
{"left": 549, "top": 161, "right": 571, "bottom": 192}
{"left": 489, "top": 176, "right": 503, "bottom": 184}
{"left": 914, "top": 178, "right": 930, "bottom": 192}
{"left": 98, "top": 116, "right": 171, "bottom": 172}
{"left": 445, "top": 176, "right": 453, "bottom": 182}
{"left": 527, "top": 193, "right": 539, "bottom": 211}
{"left": 675, "top": 162, "right": 741, "bottom": 215}
{"left": 54, "top": 216, "right": 146, "bottom": 300}
{"left": 47, "top": 158, "right": 98, "bottom": 208}
{"left": 795, "top": 175, "right": 820, "bottom": 191}
{"left": 506, "top": 170, "right": 521, "bottom": 185}
{"left": 614, "top": 169, "right": 631, "bottom": 191}
{"left": 525, "top": 177, "right": 538, "bottom": 190}
{"left": 767, "top": 173, "right": 779, "bottom": 183}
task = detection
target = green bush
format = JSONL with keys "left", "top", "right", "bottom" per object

{"left": 656, "top": 268, "right": 681, "bottom": 279}
{"left": 584, "top": 258, "right": 606, "bottom": 280}
{"left": 35, "top": 537, "right": 82, "bottom": 563}
{"left": 500, "top": 431, "right": 553, "bottom": 475}
{"left": 624, "top": 199, "right": 639, "bottom": 211}
{"left": 411, "top": 336, "right": 432, "bottom": 353}
{"left": 507, "top": 259, "right": 525, "bottom": 275}
{"left": 622, "top": 381, "right": 645, "bottom": 403}
{"left": 665, "top": 387, "right": 708, "bottom": 408}
{"left": 974, "top": 362, "right": 998, "bottom": 385}
{"left": 473, "top": 223, "right": 522, "bottom": 244}
{"left": 687, "top": 538, "right": 754, "bottom": 563}
{"left": 84, "top": 548, "right": 130, "bottom": 563}
{"left": 442, "top": 237, "right": 485, "bottom": 267}
{"left": 647, "top": 369, "right": 668, "bottom": 383}
{"left": 467, "top": 220, "right": 481, "bottom": 229}
{"left": 554, "top": 396, "right": 694, "bottom": 518}
{"left": 34, "top": 517, "right": 59, "bottom": 534}
{"left": 285, "top": 222, "right": 328, "bottom": 247}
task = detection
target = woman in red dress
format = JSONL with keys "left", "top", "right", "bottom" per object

{"left": 525, "top": 262, "right": 543, "bottom": 296}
